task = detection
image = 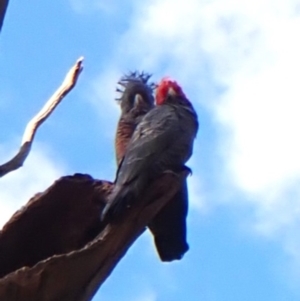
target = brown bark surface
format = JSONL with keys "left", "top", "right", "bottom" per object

{"left": 0, "top": 171, "right": 187, "bottom": 301}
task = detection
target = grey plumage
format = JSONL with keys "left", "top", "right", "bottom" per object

{"left": 106, "top": 76, "right": 199, "bottom": 261}
{"left": 104, "top": 94, "right": 198, "bottom": 220}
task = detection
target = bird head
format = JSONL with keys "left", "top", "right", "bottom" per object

{"left": 116, "top": 71, "right": 155, "bottom": 114}
{"left": 155, "top": 77, "right": 187, "bottom": 105}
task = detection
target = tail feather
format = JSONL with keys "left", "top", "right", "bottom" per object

{"left": 154, "top": 235, "right": 189, "bottom": 261}
{"left": 148, "top": 180, "right": 189, "bottom": 261}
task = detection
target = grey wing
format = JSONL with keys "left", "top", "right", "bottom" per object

{"left": 116, "top": 105, "right": 180, "bottom": 186}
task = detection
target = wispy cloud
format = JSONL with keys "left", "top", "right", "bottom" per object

{"left": 0, "top": 142, "right": 66, "bottom": 228}
{"left": 208, "top": 0, "right": 300, "bottom": 261}
{"left": 90, "top": 69, "right": 120, "bottom": 123}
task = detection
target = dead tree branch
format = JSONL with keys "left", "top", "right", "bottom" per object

{"left": 0, "top": 57, "right": 84, "bottom": 178}
{"left": 0, "top": 0, "right": 9, "bottom": 32}
{"left": 0, "top": 171, "right": 188, "bottom": 301}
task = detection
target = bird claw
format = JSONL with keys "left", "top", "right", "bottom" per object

{"left": 163, "top": 165, "right": 192, "bottom": 177}
{"left": 101, "top": 192, "right": 133, "bottom": 223}
{"left": 183, "top": 165, "right": 192, "bottom": 176}
{"left": 163, "top": 170, "right": 180, "bottom": 178}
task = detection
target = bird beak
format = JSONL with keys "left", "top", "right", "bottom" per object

{"left": 168, "top": 87, "right": 177, "bottom": 96}
{"left": 134, "top": 94, "right": 144, "bottom": 107}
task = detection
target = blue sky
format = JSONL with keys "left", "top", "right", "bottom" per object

{"left": 1, "top": 0, "right": 300, "bottom": 300}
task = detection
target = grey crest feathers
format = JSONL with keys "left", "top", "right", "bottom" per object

{"left": 114, "top": 71, "right": 156, "bottom": 165}
{"left": 115, "top": 71, "right": 156, "bottom": 113}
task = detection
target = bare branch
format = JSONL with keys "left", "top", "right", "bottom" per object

{"left": 0, "top": 0, "right": 9, "bottom": 32}
{"left": 0, "top": 57, "right": 84, "bottom": 178}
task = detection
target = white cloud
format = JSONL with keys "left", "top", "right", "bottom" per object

{"left": 199, "top": 0, "right": 300, "bottom": 270}
{"left": 0, "top": 142, "right": 66, "bottom": 228}
{"left": 206, "top": 0, "right": 300, "bottom": 245}
{"left": 89, "top": 69, "right": 120, "bottom": 139}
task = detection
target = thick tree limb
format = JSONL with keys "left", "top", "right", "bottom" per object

{"left": 0, "top": 0, "right": 9, "bottom": 32}
{"left": 0, "top": 171, "right": 188, "bottom": 301}
{"left": 0, "top": 57, "right": 84, "bottom": 178}
{"left": 0, "top": 173, "right": 111, "bottom": 278}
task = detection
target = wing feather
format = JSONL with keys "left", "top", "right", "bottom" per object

{"left": 116, "top": 105, "right": 180, "bottom": 186}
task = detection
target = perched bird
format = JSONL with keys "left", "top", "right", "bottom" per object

{"left": 147, "top": 78, "right": 199, "bottom": 261}
{"left": 114, "top": 72, "right": 155, "bottom": 165}
{"left": 105, "top": 77, "right": 199, "bottom": 261}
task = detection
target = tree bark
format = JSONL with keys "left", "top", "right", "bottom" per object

{"left": 0, "top": 170, "right": 188, "bottom": 301}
